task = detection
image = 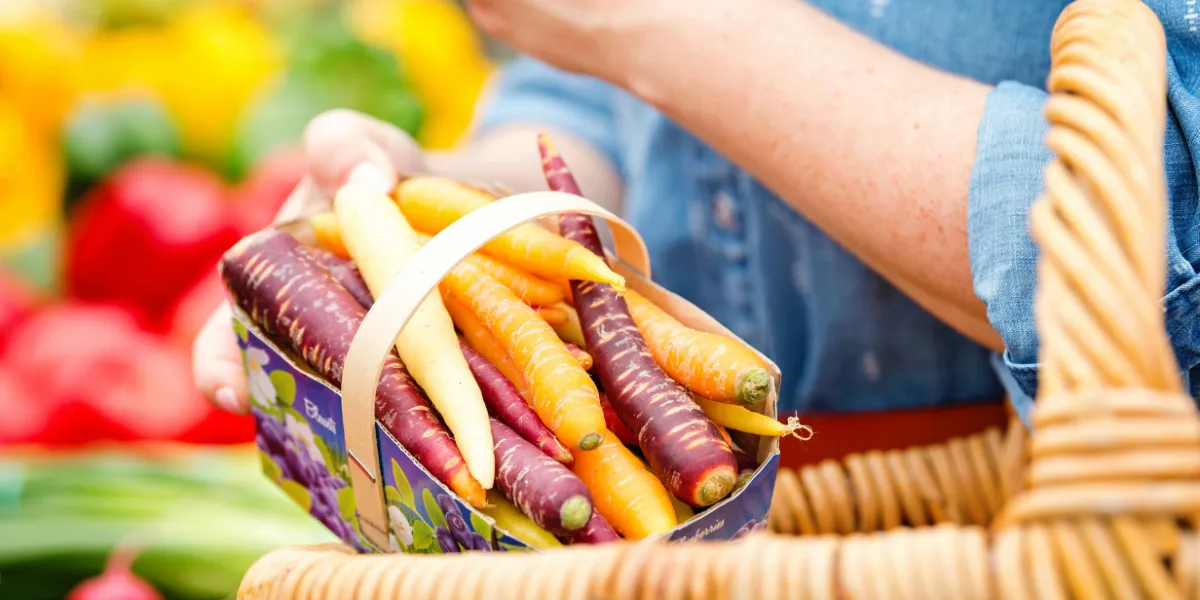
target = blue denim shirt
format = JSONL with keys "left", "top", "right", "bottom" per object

{"left": 480, "top": 0, "right": 1200, "bottom": 423}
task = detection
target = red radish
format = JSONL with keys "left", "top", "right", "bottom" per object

{"left": 67, "top": 545, "right": 162, "bottom": 600}
{"left": 4, "top": 302, "right": 211, "bottom": 444}
{"left": 566, "top": 508, "right": 621, "bottom": 545}
{"left": 463, "top": 340, "right": 573, "bottom": 464}
{"left": 491, "top": 418, "right": 593, "bottom": 535}
{"left": 539, "top": 134, "right": 737, "bottom": 507}
{"left": 303, "top": 247, "right": 575, "bottom": 466}
{"left": 219, "top": 229, "right": 487, "bottom": 508}
{"left": 599, "top": 393, "right": 637, "bottom": 447}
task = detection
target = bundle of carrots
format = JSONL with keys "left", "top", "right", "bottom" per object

{"left": 219, "top": 134, "right": 805, "bottom": 549}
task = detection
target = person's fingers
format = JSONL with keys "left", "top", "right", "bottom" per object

{"left": 303, "top": 109, "right": 426, "bottom": 199}
{"left": 192, "top": 301, "right": 250, "bottom": 415}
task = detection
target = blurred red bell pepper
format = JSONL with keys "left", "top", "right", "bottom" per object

{"left": 1, "top": 302, "right": 254, "bottom": 446}
{"left": 66, "top": 158, "right": 241, "bottom": 328}
{"left": 0, "top": 267, "right": 37, "bottom": 352}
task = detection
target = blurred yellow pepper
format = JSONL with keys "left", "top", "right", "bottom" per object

{"left": 0, "top": 96, "right": 64, "bottom": 256}
{"left": 81, "top": 2, "right": 282, "bottom": 164}
{"left": 350, "top": 0, "right": 492, "bottom": 149}
{"left": 0, "top": 15, "right": 83, "bottom": 137}
{"left": 158, "top": 1, "right": 283, "bottom": 162}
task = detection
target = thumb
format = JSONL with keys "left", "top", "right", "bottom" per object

{"left": 303, "top": 109, "right": 425, "bottom": 199}
{"left": 192, "top": 301, "right": 250, "bottom": 415}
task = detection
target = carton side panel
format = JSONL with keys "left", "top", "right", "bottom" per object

{"left": 377, "top": 424, "right": 532, "bottom": 553}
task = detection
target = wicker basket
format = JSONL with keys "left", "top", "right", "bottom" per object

{"left": 238, "top": 0, "right": 1200, "bottom": 597}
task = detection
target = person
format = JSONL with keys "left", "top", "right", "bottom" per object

{"left": 194, "top": 0, "right": 1200, "bottom": 443}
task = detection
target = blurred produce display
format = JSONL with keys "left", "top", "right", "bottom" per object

{"left": 0, "top": 1, "right": 494, "bottom": 596}
{"left": 0, "top": 0, "right": 494, "bottom": 447}
{"left": 0, "top": 445, "right": 337, "bottom": 600}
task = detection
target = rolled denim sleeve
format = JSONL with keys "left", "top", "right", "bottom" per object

{"left": 970, "top": 46, "right": 1200, "bottom": 426}
{"left": 479, "top": 57, "right": 621, "bottom": 172}
{"left": 967, "top": 81, "right": 1052, "bottom": 427}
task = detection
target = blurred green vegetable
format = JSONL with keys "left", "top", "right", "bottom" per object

{"left": 0, "top": 445, "right": 337, "bottom": 600}
{"left": 227, "top": 14, "right": 423, "bottom": 180}
{"left": 62, "top": 97, "right": 181, "bottom": 208}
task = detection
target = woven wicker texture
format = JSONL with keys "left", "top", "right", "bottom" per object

{"left": 237, "top": 0, "right": 1200, "bottom": 597}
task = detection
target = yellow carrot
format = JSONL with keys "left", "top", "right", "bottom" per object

{"left": 412, "top": 231, "right": 565, "bottom": 307}
{"left": 309, "top": 212, "right": 349, "bottom": 258}
{"left": 441, "top": 259, "right": 606, "bottom": 451}
{"left": 671, "top": 496, "right": 695, "bottom": 523}
{"left": 551, "top": 303, "right": 587, "bottom": 348}
{"left": 691, "top": 395, "right": 810, "bottom": 439}
{"left": 570, "top": 433, "right": 677, "bottom": 539}
{"left": 334, "top": 183, "right": 494, "bottom": 489}
{"left": 534, "top": 305, "right": 567, "bottom": 326}
{"left": 394, "top": 176, "right": 625, "bottom": 289}
{"left": 625, "top": 289, "right": 774, "bottom": 406}
{"left": 481, "top": 490, "right": 563, "bottom": 550}
{"left": 309, "top": 223, "right": 567, "bottom": 307}
{"left": 443, "top": 294, "right": 534, "bottom": 401}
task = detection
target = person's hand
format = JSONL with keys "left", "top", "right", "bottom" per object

{"left": 193, "top": 109, "right": 424, "bottom": 414}
{"left": 465, "top": 0, "right": 663, "bottom": 84}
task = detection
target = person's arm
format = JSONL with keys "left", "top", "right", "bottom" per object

{"left": 426, "top": 57, "right": 625, "bottom": 212}
{"left": 596, "top": 0, "right": 1000, "bottom": 348}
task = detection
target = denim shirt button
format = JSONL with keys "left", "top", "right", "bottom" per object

{"left": 712, "top": 191, "right": 740, "bottom": 232}
{"left": 719, "top": 240, "right": 747, "bottom": 262}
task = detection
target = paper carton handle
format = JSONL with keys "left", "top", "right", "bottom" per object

{"left": 340, "top": 191, "right": 650, "bottom": 550}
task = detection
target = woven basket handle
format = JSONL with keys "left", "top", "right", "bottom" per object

{"left": 339, "top": 190, "right": 649, "bottom": 549}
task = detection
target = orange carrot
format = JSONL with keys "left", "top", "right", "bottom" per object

{"left": 570, "top": 433, "right": 677, "bottom": 539}
{"left": 443, "top": 294, "right": 533, "bottom": 399}
{"left": 565, "top": 343, "right": 593, "bottom": 371}
{"left": 394, "top": 176, "right": 625, "bottom": 289}
{"left": 309, "top": 212, "right": 349, "bottom": 258}
{"left": 624, "top": 289, "right": 774, "bottom": 406}
{"left": 441, "top": 261, "right": 606, "bottom": 451}
{"left": 535, "top": 305, "right": 567, "bottom": 326}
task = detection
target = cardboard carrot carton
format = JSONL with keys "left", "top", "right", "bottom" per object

{"left": 223, "top": 155, "right": 788, "bottom": 554}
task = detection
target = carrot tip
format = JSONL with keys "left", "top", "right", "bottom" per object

{"left": 736, "top": 370, "right": 773, "bottom": 405}
{"left": 577, "top": 432, "right": 604, "bottom": 451}
{"left": 785, "top": 417, "right": 814, "bottom": 441}
{"left": 559, "top": 496, "right": 593, "bottom": 531}
{"left": 696, "top": 471, "right": 737, "bottom": 507}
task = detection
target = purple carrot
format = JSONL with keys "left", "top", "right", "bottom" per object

{"left": 491, "top": 418, "right": 592, "bottom": 534}
{"left": 538, "top": 133, "right": 738, "bottom": 508}
{"left": 462, "top": 340, "right": 573, "bottom": 464}
{"left": 219, "top": 229, "right": 487, "bottom": 508}
{"left": 730, "top": 439, "right": 759, "bottom": 473}
{"left": 300, "top": 247, "right": 575, "bottom": 466}
{"left": 566, "top": 508, "right": 621, "bottom": 545}
{"left": 307, "top": 246, "right": 376, "bottom": 309}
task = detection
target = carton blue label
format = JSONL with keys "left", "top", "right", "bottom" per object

{"left": 233, "top": 310, "right": 779, "bottom": 554}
